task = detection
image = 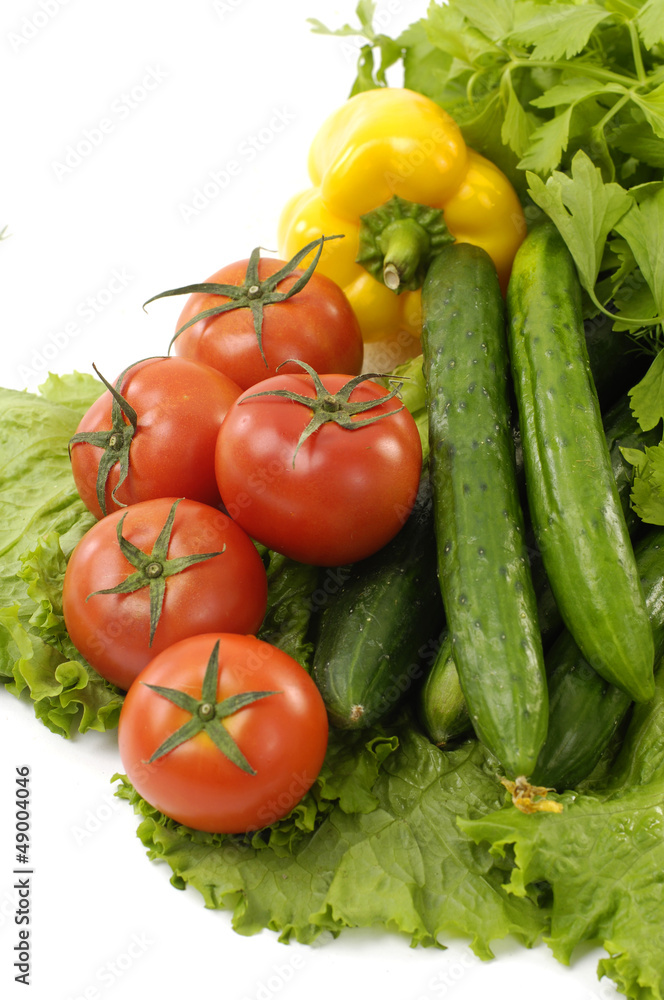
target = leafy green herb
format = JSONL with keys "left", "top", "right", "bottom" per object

{"left": 308, "top": 0, "right": 402, "bottom": 94}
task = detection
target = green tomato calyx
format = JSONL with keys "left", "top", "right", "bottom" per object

{"left": 142, "top": 234, "right": 344, "bottom": 368}
{"left": 240, "top": 359, "right": 405, "bottom": 466}
{"left": 69, "top": 362, "right": 139, "bottom": 517}
{"left": 143, "top": 640, "right": 280, "bottom": 773}
{"left": 85, "top": 498, "right": 225, "bottom": 646}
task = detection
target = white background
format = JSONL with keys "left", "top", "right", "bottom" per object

{"left": 0, "top": 1, "right": 620, "bottom": 998}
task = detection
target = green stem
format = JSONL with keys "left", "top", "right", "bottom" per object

{"left": 378, "top": 219, "right": 431, "bottom": 291}
{"left": 507, "top": 57, "right": 639, "bottom": 88}
{"left": 144, "top": 639, "right": 280, "bottom": 773}
{"left": 86, "top": 498, "right": 225, "bottom": 645}
{"left": 589, "top": 286, "right": 664, "bottom": 330}
{"left": 627, "top": 19, "right": 647, "bottom": 84}
{"left": 357, "top": 195, "right": 454, "bottom": 292}
{"left": 241, "top": 359, "right": 405, "bottom": 465}
{"left": 143, "top": 235, "right": 343, "bottom": 367}
{"left": 594, "top": 91, "right": 632, "bottom": 133}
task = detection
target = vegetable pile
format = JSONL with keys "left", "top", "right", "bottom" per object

{"left": 4, "top": 2, "right": 664, "bottom": 998}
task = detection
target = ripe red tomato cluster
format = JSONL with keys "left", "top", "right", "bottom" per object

{"left": 63, "top": 241, "right": 422, "bottom": 835}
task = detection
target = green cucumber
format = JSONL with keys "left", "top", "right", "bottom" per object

{"left": 421, "top": 242, "right": 548, "bottom": 778}
{"left": 311, "top": 475, "right": 444, "bottom": 729}
{"left": 420, "top": 390, "right": 659, "bottom": 754}
{"left": 417, "top": 631, "right": 466, "bottom": 747}
{"left": 506, "top": 223, "right": 654, "bottom": 703}
{"left": 608, "top": 656, "right": 664, "bottom": 789}
{"left": 532, "top": 527, "right": 664, "bottom": 790}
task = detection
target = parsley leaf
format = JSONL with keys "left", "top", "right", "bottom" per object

{"left": 507, "top": 2, "right": 614, "bottom": 62}
{"left": 615, "top": 185, "right": 664, "bottom": 320}
{"left": 629, "top": 348, "right": 664, "bottom": 432}
{"left": 526, "top": 150, "right": 633, "bottom": 295}
{"left": 637, "top": 0, "right": 664, "bottom": 48}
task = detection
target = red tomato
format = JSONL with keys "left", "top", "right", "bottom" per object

{"left": 70, "top": 356, "right": 242, "bottom": 519}
{"left": 118, "top": 632, "right": 329, "bottom": 834}
{"left": 62, "top": 497, "right": 268, "bottom": 691}
{"left": 173, "top": 257, "right": 364, "bottom": 390}
{"left": 214, "top": 370, "right": 423, "bottom": 565}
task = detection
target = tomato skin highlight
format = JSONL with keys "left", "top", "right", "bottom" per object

{"left": 214, "top": 372, "right": 423, "bottom": 566}
{"left": 173, "top": 257, "right": 364, "bottom": 390}
{"left": 62, "top": 497, "right": 268, "bottom": 691}
{"left": 70, "top": 356, "right": 242, "bottom": 519}
{"left": 118, "top": 633, "right": 329, "bottom": 834}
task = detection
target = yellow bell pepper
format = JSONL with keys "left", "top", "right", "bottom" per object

{"left": 277, "top": 87, "right": 526, "bottom": 353}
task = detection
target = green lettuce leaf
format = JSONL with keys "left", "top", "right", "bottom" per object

{"left": 460, "top": 781, "right": 664, "bottom": 1000}
{"left": 0, "top": 373, "right": 123, "bottom": 735}
{"left": 115, "top": 724, "right": 547, "bottom": 951}
{"left": 257, "top": 549, "right": 320, "bottom": 670}
{"left": 461, "top": 662, "right": 664, "bottom": 999}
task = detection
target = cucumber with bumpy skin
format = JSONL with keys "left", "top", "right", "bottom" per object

{"left": 421, "top": 242, "right": 548, "bottom": 778}
{"left": 420, "top": 390, "right": 659, "bottom": 754}
{"left": 506, "top": 223, "right": 654, "bottom": 703}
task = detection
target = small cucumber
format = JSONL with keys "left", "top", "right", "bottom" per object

{"left": 533, "top": 526, "right": 664, "bottom": 790}
{"left": 311, "top": 475, "right": 444, "bottom": 729}
{"left": 417, "top": 631, "right": 467, "bottom": 747}
{"left": 421, "top": 242, "right": 548, "bottom": 778}
{"left": 506, "top": 223, "right": 654, "bottom": 702}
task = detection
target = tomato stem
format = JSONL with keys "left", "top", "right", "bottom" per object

{"left": 85, "top": 498, "right": 225, "bottom": 645}
{"left": 240, "top": 359, "right": 405, "bottom": 467}
{"left": 142, "top": 234, "right": 345, "bottom": 368}
{"left": 143, "top": 640, "right": 280, "bottom": 773}
{"left": 68, "top": 363, "right": 139, "bottom": 517}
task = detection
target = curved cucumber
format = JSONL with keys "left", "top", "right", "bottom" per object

{"left": 533, "top": 526, "right": 664, "bottom": 789}
{"left": 506, "top": 223, "right": 654, "bottom": 702}
{"left": 421, "top": 242, "right": 548, "bottom": 778}
{"left": 311, "top": 475, "right": 444, "bottom": 729}
{"left": 420, "top": 390, "right": 659, "bottom": 755}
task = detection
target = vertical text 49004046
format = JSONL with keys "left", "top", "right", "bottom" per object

{"left": 13, "top": 766, "right": 32, "bottom": 986}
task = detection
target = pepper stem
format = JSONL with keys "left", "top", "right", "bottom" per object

{"left": 378, "top": 218, "right": 433, "bottom": 290}
{"left": 357, "top": 195, "right": 454, "bottom": 293}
